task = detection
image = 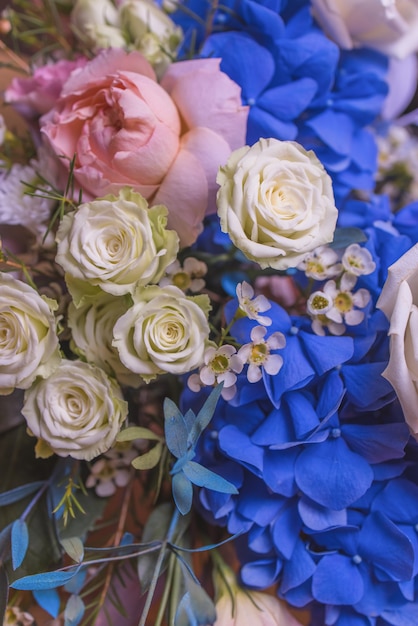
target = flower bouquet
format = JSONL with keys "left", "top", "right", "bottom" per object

{"left": 2, "top": 0, "right": 418, "bottom": 625}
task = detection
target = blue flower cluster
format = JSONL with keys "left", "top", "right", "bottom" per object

{"left": 182, "top": 197, "right": 418, "bottom": 624}
{"left": 171, "top": 0, "right": 388, "bottom": 205}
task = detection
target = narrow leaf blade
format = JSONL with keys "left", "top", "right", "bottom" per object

{"left": 183, "top": 461, "right": 238, "bottom": 494}
{"left": 131, "top": 443, "right": 162, "bottom": 470}
{"left": 11, "top": 519, "right": 29, "bottom": 570}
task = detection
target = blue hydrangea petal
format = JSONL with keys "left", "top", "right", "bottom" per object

{"left": 237, "top": 485, "right": 284, "bottom": 526}
{"left": 240, "top": 559, "right": 282, "bottom": 589}
{"left": 341, "top": 363, "right": 395, "bottom": 410}
{"left": 272, "top": 500, "right": 302, "bottom": 559}
{"left": 354, "top": 572, "right": 402, "bottom": 616}
{"left": 247, "top": 106, "right": 298, "bottom": 143}
{"left": 298, "top": 497, "right": 347, "bottom": 531}
{"left": 298, "top": 332, "right": 354, "bottom": 375}
{"left": 263, "top": 448, "right": 298, "bottom": 496}
{"left": 305, "top": 110, "right": 355, "bottom": 155}
{"left": 280, "top": 578, "right": 314, "bottom": 607}
{"left": 295, "top": 438, "right": 374, "bottom": 509}
{"left": 218, "top": 425, "right": 263, "bottom": 473}
{"left": 342, "top": 423, "right": 409, "bottom": 464}
{"left": 201, "top": 32, "right": 274, "bottom": 101}
{"left": 248, "top": 525, "right": 274, "bottom": 554}
{"left": 371, "top": 479, "right": 418, "bottom": 524}
{"left": 257, "top": 78, "right": 317, "bottom": 120}
{"left": 312, "top": 554, "right": 364, "bottom": 605}
{"left": 381, "top": 604, "right": 418, "bottom": 626}
{"left": 252, "top": 407, "right": 293, "bottom": 448}
{"left": 280, "top": 539, "right": 316, "bottom": 593}
{"left": 358, "top": 512, "right": 415, "bottom": 581}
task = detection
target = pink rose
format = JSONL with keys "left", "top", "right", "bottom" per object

{"left": 5, "top": 57, "right": 88, "bottom": 119}
{"left": 40, "top": 49, "right": 248, "bottom": 245}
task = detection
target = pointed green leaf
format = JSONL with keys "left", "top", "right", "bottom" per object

{"left": 183, "top": 461, "right": 238, "bottom": 494}
{"left": 172, "top": 472, "right": 193, "bottom": 516}
{"left": 11, "top": 519, "right": 29, "bottom": 570}
{"left": 164, "top": 398, "right": 189, "bottom": 458}
{"left": 60, "top": 537, "right": 84, "bottom": 564}
{"left": 11, "top": 566, "right": 81, "bottom": 590}
{"left": 131, "top": 443, "right": 162, "bottom": 470}
{"left": 189, "top": 384, "right": 223, "bottom": 446}
{"left": 64, "top": 594, "right": 85, "bottom": 626}
{"left": 117, "top": 427, "right": 162, "bottom": 443}
{"left": 0, "top": 481, "right": 46, "bottom": 507}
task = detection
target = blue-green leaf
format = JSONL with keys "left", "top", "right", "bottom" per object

{"left": 330, "top": 227, "right": 367, "bottom": 250}
{"left": 189, "top": 384, "right": 223, "bottom": 447}
{"left": 60, "top": 537, "right": 84, "bottom": 564}
{"left": 183, "top": 461, "right": 238, "bottom": 494}
{"left": 64, "top": 594, "right": 85, "bottom": 626}
{"left": 0, "top": 481, "right": 46, "bottom": 507}
{"left": 33, "top": 588, "right": 61, "bottom": 618}
{"left": 11, "top": 566, "right": 80, "bottom": 590}
{"left": 172, "top": 472, "right": 193, "bottom": 515}
{"left": 164, "top": 398, "right": 189, "bottom": 458}
{"left": 11, "top": 519, "right": 29, "bottom": 570}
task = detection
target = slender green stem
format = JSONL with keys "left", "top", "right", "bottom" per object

{"left": 137, "top": 508, "right": 180, "bottom": 626}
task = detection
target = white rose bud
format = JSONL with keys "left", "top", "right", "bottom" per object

{"left": 217, "top": 138, "right": 338, "bottom": 270}
{"left": 68, "top": 292, "right": 140, "bottom": 388}
{"left": 56, "top": 188, "right": 179, "bottom": 305}
{"left": 119, "top": 0, "right": 182, "bottom": 75}
{"left": 377, "top": 243, "right": 418, "bottom": 437}
{"left": 113, "top": 285, "right": 211, "bottom": 382}
{"left": 0, "top": 274, "right": 61, "bottom": 395}
{"left": 70, "top": 0, "right": 127, "bottom": 50}
{"left": 311, "top": 0, "right": 418, "bottom": 59}
{"left": 22, "top": 360, "right": 128, "bottom": 461}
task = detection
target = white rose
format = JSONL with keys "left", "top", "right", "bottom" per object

{"left": 113, "top": 285, "right": 211, "bottom": 382}
{"left": 119, "top": 0, "right": 182, "bottom": 75}
{"left": 56, "top": 188, "right": 179, "bottom": 304}
{"left": 311, "top": 0, "right": 418, "bottom": 59}
{"left": 217, "top": 138, "right": 338, "bottom": 270}
{"left": 68, "top": 292, "right": 140, "bottom": 388}
{"left": 0, "top": 274, "right": 61, "bottom": 395}
{"left": 22, "top": 360, "right": 128, "bottom": 461}
{"left": 377, "top": 243, "right": 418, "bottom": 437}
{"left": 70, "top": 0, "right": 127, "bottom": 50}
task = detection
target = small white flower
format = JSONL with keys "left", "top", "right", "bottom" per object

{"left": 238, "top": 326, "right": 285, "bottom": 383}
{"left": 86, "top": 456, "right": 131, "bottom": 497}
{"left": 306, "top": 290, "right": 334, "bottom": 317}
{"left": 236, "top": 281, "right": 272, "bottom": 326}
{"left": 324, "top": 273, "right": 371, "bottom": 326}
{"left": 298, "top": 246, "right": 342, "bottom": 280}
{"left": 159, "top": 257, "right": 207, "bottom": 292}
{"left": 4, "top": 606, "right": 35, "bottom": 626}
{"left": 341, "top": 243, "right": 376, "bottom": 276}
{"left": 188, "top": 344, "right": 244, "bottom": 400}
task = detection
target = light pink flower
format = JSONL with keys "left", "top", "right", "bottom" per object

{"left": 5, "top": 57, "right": 88, "bottom": 118}
{"left": 40, "top": 49, "right": 248, "bottom": 246}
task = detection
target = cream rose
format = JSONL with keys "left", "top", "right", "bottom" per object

{"left": 68, "top": 292, "right": 139, "bottom": 388}
{"left": 22, "top": 360, "right": 128, "bottom": 461}
{"left": 216, "top": 138, "right": 338, "bottom": 270}
{"left": 119, "top": 0, "right": 182, "bottom": 76}
{"left": 311, "top": 0, "right": 418, "bottom": 59}
{"left": 70, "top": 0, "right": 126, "bottom": 50}
{"left": 0, "top": 274, "right": 61, "bottom": 395}
{"left": 377, "top": 243, "right": 418, "bottom": 437}
{"left": 55, "top": 188, "right": 179, "bottom": 304}
{"left": 113, "top": 285, "right": 211, "bottom": 382}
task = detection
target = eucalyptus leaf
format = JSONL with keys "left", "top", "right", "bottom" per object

{"left": 117, "top": 426, "right": 162, "bottom": 443}
{"left": 60, "top": 537, "right": 84, "bottom": 564}
{"left": 0, "top": 481, "right": 46, "bottom": 507}
{"left": 11, "top": 519, "right": 29, "bottom": 570}
{"left": 137, "top": 503, "right": 173, "bottom": 591}
{"left": 183, "top": 462, "right": 238, "bottom": 494}
{"left": 164, "top": 398, "right": 189, "bottom": 458}
{"left": 11, "top": 566, "right": 81, "bottom": 590}
{"left": 64, "top": 594, "right": 85, "bottom": 626}
{"left": 189, "top": 384, "right": 223, "bottom": 447}
{"left": 330, "top": 227, "right": 367, "bottom": 250}
{"left": 131, "top": 442, "right": 163, "bottom": 470}
{"left": 172, "top": 472, "right": 193, "bottom": 516}
{"left": 0, "top": 564, "right": 9, "bottom": 626}
{"left": 33, "top": 588, "right": 61, "bottom": 618}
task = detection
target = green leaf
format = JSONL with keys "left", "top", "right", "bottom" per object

{"left": 330, "top": 227, "right": 367, "bottom": 250}
{"left": 183, "top": 461, "right": 238, "bottom": 494}
{"left": 137, "top": 503, "right": 172, "bottom": 591}
{"left": 64, "top": 594, "right": 85, "bottom": 626}
{"left": 0, "top": 564, "right": 9, "bottom": 626}
{"left": 131, "top": 443, "right": 163, "bottom": 470}
{"left": 117, "top": 426, "right": 162, "bottom": 443}
{"left": 189, "top": 384, "right": 223, "bottom": 447}
{"left": 11, "top": 566, "right": 81, "bottom": 590}
{"left": 11, "top": 519, "right": 29, "bottom": 570}
{"left": 0, "top": 482, "right": 46, "bottom": 507}
{"left": 60, "top": 537, "right": 84, "bottom": 564}
{"left": 164, "top": 398, "right": 189, "bottom": 458}
{"left": 172, "top": 472, "right": 193, "bottom": 516}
